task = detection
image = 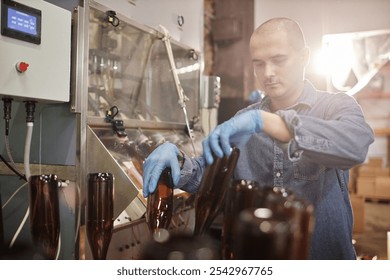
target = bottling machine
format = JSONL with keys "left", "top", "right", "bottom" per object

{"left": 71, "top": 0, "right": 210, "bottom": 259}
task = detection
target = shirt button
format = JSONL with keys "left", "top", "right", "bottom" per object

{"left": 276, "top": 172, "right": 281, "bottom": 178}
{"left": 295, "top": 136, "right": 299, "bottom": 141}
{"left": 294, "top": 151, "right": 299, "bottom": 157}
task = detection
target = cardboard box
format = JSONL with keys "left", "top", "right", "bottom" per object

{"left": 349, "top": 167, "right": 359, "bottom": 193}
{"left": 358, "top": 166, "right": 390, "bottom": 177}
{"left": 350, "top": 194, "right": 365, "bottom": 233}
{"left": 367, "top": 157, "right": 384, "bottom": 168}
{"left": 356, "top": 177, "right": 376, "bottom": 196}
{"left": 375, "top": 177, "right": 390, "bottom": 198}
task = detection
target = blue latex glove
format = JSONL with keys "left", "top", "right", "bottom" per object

{"left": 202, "top": 109, "right": 263, "bottom": 165}
{"left": 142, "top": 142, "right": 181, "bottom": 197}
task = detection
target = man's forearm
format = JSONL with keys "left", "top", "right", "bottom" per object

{"left": 261, "top": 110, "right": 292, "bottom": 143}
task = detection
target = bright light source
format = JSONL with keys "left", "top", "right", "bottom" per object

{"left": 313, "top": 48, "right": 330, "bottom": 76}
{"left": 314, "top": 35, "right": 355, "bottom": 90}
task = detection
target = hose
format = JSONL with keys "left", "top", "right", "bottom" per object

{"left": 24, "top": 122, "right": 33, "bottom": 181}
{"left": 9, "top": 207, "right": 29, "bottom": 248}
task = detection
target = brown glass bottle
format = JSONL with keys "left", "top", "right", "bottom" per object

{"left": 282, "top": 197, "right": 315, "bottom": 259}
{"left": 233, "top": 207, "right": 293, "bottom": 260}
{"left": 146, "top": 168, "right": 174, "bottom": 234}
{"left": 129, "top": 134, "right": 174, "bottom": 235}
{"left": 194, "top": 147, "right": 240, "bottom": 236}
{"left": 29, "top": 174, "right": 60, "bottom": 260}
{"left": 222, "top": 179, "right": 267, "bottom": 259}
{"left": 87, "top": 173, "right": 114, "bottom": 260}
{"left": 264, "top": 187, "right": 315, "bottom": 259}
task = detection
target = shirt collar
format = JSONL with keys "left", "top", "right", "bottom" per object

{"left": 260, "top": 80, "right": 317, "bottom": 111}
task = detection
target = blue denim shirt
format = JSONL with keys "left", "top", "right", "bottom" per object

{"left": 178, "top": 81, "right": 374, "bottom": 260}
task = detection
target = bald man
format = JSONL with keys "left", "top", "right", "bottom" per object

{"left": 142, "top": 18, "right": 374, "bottom": 259}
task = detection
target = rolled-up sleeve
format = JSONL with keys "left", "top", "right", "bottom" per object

{"left": 275, "top": 93, "right": 374, "bottom": 169}
{"left": 176, "top": 154, "right": 206, "bottom": 193}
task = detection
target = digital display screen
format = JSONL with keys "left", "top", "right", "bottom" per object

{"left": 1, "top": 0, "right": 41, "bottom": 44}
{"left": 7, "top": 7, "right": 37, "bottom": 36}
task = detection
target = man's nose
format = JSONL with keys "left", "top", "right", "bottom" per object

{"left": 264, "top": 63, "right": 275, "bottom": 77}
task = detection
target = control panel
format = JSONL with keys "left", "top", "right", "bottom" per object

{"left": 0, "top": 0, "right": 71, "bottom": 102}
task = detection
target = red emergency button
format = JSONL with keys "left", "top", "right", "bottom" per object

{"left": 15, "top": 62, "right": 29, "bottom": 73}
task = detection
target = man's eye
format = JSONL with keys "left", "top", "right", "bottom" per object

{"left": 273, "top": 57, "right": 286, "bottom": 64}
{"left": 254, "top": 61, "right": 265, "bottom": 67}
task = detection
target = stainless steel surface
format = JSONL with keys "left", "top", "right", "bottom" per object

{"left": 70, "top": 4, "right": 88, "bottom": 114}
{"left": 86, "top": 126, "right": 139, "bottom": 219}
{"left": 0, "top": 163, "right": 76, "bottom": 180}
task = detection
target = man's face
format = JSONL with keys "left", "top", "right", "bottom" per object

{"left": 250, "top": 29, "right": 307, "bottom": 101}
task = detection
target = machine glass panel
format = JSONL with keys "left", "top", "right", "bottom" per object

{"left": 88, "top": 7, "right": 200, "bottom": 124}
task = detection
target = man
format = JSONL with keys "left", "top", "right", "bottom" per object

{"left": 142, "top": 17, "right": 374, "bottom": 259}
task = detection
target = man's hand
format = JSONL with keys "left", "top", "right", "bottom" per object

{"left": 202, "top": 109, "right": 263, "bottom": 165}
{"left": 142, "top": 142, "right": 181, "bottom": 197}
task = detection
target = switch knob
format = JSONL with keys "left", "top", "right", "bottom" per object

{"left": 15, "top": 62, "right": 29, "bottom": 73}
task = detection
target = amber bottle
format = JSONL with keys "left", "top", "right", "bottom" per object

{"left": 193, "top": 147, "right": 240, "bottom": 236}
{"left": 146, "top": 168, "right": 174, "bottom": 234}
{"left": 233, "top": 207, "right": 293, "bottom": 260}
{"left": 222, "top": 179, "right": 266, "bottom": 259}
{"left": 130, "top": 135, "right": 174, "bottom": 235}
{"left": 223, "top": 183, "right": 314, "bottom": 260}
{"left": 282, "top": 197, "right": 315, "bottom": 259}
{"left": 86, "top": 172, "right": 114, "bottom": 260}
{"left": 29, "top": 174, "right": 60, "bottom": 259}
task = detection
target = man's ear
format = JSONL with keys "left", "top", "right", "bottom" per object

{"left": 302, "top": 46, "right": 310, "bottom": 67}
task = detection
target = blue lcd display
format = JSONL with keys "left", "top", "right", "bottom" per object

{"left": 7, "top": 7, "right": 37, "bottom": 36}
{"left": 1, "top": 0, "right": 41, "bottom": 44}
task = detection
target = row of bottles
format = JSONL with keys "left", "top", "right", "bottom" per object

{"left": 24, "top": 129, "right": 176, "bottom": 260}
{"left": 222, "top": 180, "right": 315, "bottom": 260}
{"left": 27, "top": 141, "right": 314, "bottom": 260}
{"left": 140, "top": 142, "right": 315, "bottom": 260}
{"left": 27, "top": 172, "right": 115, "bottom": 260}
{"left": 143, "top": 180, "right": 315, "bottom": 260}
{"left": 140, "top": 147, "right": 241, "bottom": 259}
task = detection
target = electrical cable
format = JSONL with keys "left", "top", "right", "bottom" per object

{"left": 9, "top": 206, "right": 29, "bottom": 249}
{"left": 24, "top": 101, "right": 35, "bottom": 181}
{"left": 1, "top": 98, "right": 26, "bottom": 180}
{"left": 0, "top": 154, "right": 26, "bottom": 181}
{"left": 5, "top": 135, "right": 24, "bottom": 176}
{"left": 8, "top": 102, "right": 36, "bottom": 249}
{"left": 24, "top": 122, "right": 33, "bottom": 181}
{"left": 74, "top": 183, "right": 81, "bottom": 248}
{"left": 1, "top": 182, "right": 28, "bottom": 209}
